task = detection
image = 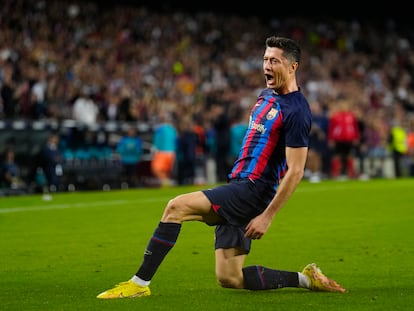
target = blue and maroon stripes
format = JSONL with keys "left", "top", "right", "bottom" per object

{"left": 150, "top": 235, "right": 176, "bottom": 247}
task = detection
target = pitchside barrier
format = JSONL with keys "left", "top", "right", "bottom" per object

{"left": 0, "top": 119, "right": 156, "bottom": 194}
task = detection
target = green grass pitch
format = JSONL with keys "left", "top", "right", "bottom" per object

{"left": 1, "top": 178, "right": 413, "bottom": 311}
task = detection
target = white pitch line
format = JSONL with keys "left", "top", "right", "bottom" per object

{"left": 0, "top": 181, "right": 403, "bottom": 214}
{"left": 0, "top": 196, "right": 170, "bottom": 214}
{"left": 0, "top": 184, "right": 351, "bottom": 214}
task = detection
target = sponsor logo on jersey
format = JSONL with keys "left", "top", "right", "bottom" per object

{"left": 250, "top": 120, "right": 266, "bottom": 134}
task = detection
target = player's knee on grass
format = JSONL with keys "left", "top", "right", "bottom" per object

{"left": 216, "top": 274, "right": 244, "bottom": 289}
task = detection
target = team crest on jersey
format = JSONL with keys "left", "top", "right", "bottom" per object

{"left": 266, "top": 108, "right": 278, "bottom": 120}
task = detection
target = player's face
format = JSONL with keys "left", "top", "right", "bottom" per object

{"left": 263, "top": 47, "right": 289, "bottom": 92}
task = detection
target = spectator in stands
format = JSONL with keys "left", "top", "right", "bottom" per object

{"left": 0, "top": 60, "right": 17, "bottom": 118}
{"left": 29, "top": 67, "right": 48, "bottom": 119}
{"left": 116, "top": 126, "right": 143, "bottom": 188}
{"left": 72, "top": 88, "right": 100, "bottom": 126}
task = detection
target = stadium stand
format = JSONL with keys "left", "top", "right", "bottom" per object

{"left": 1, "top": 0, "right": 413, "bottom": 195}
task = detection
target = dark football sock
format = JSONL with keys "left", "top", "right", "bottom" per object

{"left": 242, "top": 265, "right": 299, "bottom": 290}
{"left": 136, "top": 222, "right": 181, "bottom": 281}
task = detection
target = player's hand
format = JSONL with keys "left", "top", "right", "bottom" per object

{"left": 244, "top": 214, "right": 272, "bottom": 240}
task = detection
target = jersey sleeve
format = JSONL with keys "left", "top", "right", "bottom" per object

{"left": 284, "top": 97, "right": 312, "bottom": 147}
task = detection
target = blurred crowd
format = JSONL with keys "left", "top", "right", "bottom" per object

{"left": 1, "top": 0, "right": 414, "bottom": 194}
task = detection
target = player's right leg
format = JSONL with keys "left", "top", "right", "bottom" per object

{"left": 97, "top": 190, "right": 221, "bottom": 299}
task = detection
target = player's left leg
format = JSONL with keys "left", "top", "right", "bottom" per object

{"left": 214, "top": 226, "right": 344, "bottom": 292}
{"left": 215, "top": 247, "right": 247, "bottom": 289}
{"left": 242, "top": 262, "right": 346, "bottom": 292}
{"left": 215, "top": 244, "right": 300, "bottom": 290}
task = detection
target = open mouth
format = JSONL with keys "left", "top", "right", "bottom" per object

{"left": 265, "top": 73, "right": 274, "bottom": 85}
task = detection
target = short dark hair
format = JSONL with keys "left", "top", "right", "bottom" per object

{"left": 265, "top": 36, "right": 301, "bottom": 64}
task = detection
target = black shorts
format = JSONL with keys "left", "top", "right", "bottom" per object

{"left": 202, "top": 178, "right": 271, "bottom": 253}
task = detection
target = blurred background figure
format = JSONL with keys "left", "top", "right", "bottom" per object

{"left": 72, "top": 87, "right": 100, "bottom": 126}
{"left": 151, "top": 111, "right": 178, "bottom": 187}
{"left": 116, "top": 125, "right": 143, "bottom": 188}
{"left": 354, "top": 105, "right": 369, "bottom": 180}
{"left": 363, "top": 110, "right": 390, "bottom": 178}
{"left": 39, "top": 133, "right": 64, "bottom": 198}
{"left": 210, "top": 103, "right": 231, "bottom": 183}
{"left": 328, "top": 97, "right": 360, "bottom": 179}
{"left": 407, "top": 117, "right": 414, "bottom": 177}
{"left": 228, "top": 106, "right": 248, "bottom": 170}
{"left": 1, "top": 148, "right": 27, "bottom": 194}
{"left": 306, "top": 100, "right": 329, "bottom": 183}
{"left": 176, "top": 117, "right": 197, "bottom": 185}
{"left": 388, "top": 103, "right": 408, "bottom": 178}
{"left": 192, "top": 115, "right": 208, "bottom": 185}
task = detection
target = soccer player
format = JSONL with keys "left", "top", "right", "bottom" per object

{"left": 97, "top": 36, "right": 346, "bottom": 299}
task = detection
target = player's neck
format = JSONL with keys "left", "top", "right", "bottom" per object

{"left": 273, "top": 81, "right": 298, "bottom": 95}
